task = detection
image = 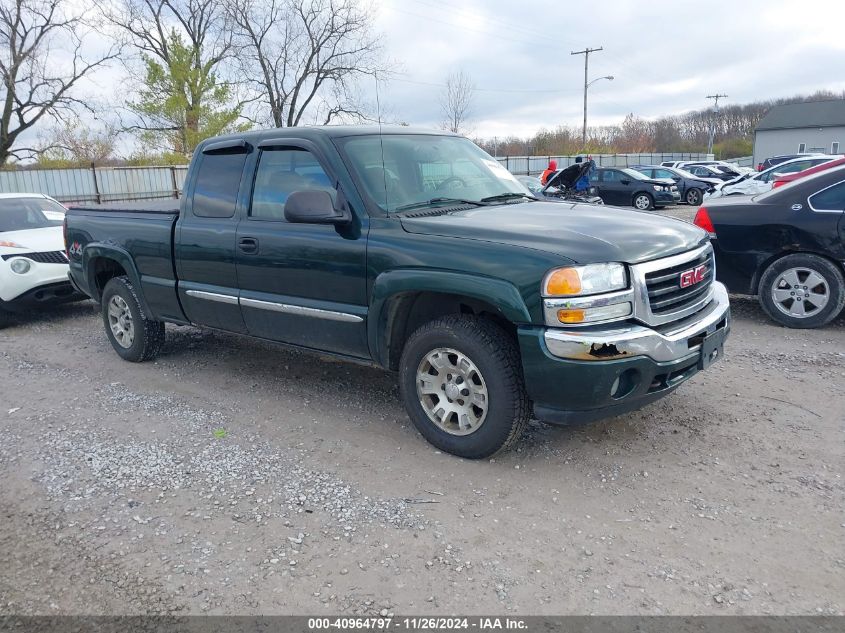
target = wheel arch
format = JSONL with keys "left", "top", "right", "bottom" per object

{"left": 82, "top": 245, "right": 153, "bottom": 316}
{"left": 369, "top": 270, "right": 531, "bottom": 371}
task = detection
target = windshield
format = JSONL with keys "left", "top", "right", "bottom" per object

{"left": 620, "top": 168, "right": 649, "bottom": 180}
{"left": 0, "top": 198, "right": 63, "bottom": 232}
{"left": 338, "top": 134, "right": 530, "bottom": 212}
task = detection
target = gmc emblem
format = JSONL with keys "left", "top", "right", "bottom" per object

{"left": 680, "top": 264, "right": 707, "bottom": 288}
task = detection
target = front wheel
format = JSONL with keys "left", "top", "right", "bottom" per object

{"left": 101, "top": 276, "right": 165, "bottom": 361}
{"left": 685, "top": 188, "right": 703, "bottom": 205}
{"left": 632, "top": 192, "right": 654, "bottom": 210}
{"left": 758, "top": 254, "right": 845, "bottom": 328}
{"left": 398, "top": 315, "right": 530, "bottom": 459}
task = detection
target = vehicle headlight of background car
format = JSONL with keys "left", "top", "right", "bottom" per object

{"left": 542, "top": 263, "right": 632, "bottom": 325}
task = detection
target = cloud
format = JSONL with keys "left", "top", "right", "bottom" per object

{"left": 368, "top": 0, "right": 845, "bottom": 137}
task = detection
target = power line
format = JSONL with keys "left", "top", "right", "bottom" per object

{"left": 388, "top": 75, "right": 583, "bottom": 95}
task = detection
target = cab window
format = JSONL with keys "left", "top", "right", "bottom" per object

{"left": 193, "top": 147, "right": 249, "bottom": 218}
{"left": 250, "top": 148, "right": 335, "bottom": 221}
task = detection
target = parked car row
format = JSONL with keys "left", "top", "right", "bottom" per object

{"left": 706, "top": 155, "right": 841, "bottom": 198}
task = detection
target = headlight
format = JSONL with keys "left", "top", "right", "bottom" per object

{"left": 10, "top": 258, "right": 31, "bottom": 274}
{"left": 543, "top": 263, "right": 632, "bottom": 326}
{"left": 543, "top": 263, "right": 627, "bottom": 297}
{"left": 653, "top": 185, "right": 664, "bottom": 191}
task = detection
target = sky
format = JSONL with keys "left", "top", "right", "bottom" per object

{"left": 367, "top": 0, "right": 845, "bottom": 139}
{"left": 10, "top": 0, "right": 845, "bottom": 156}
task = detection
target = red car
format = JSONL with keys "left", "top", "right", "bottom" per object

{"left": 772, "top": 156, "right": 845, "bottom": 188}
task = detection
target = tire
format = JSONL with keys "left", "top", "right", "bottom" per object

{"left": 685, "top": 188, "right": 703, "bottom": 206}
{"left": 101, "top": 276, "right": 165, "bottom": 361}
{"left": 398, "top": 315, "right": 530, "bottom": 459}
{"left": 632, "top": 192, "right": 654, "bottom": 210}
{"left": 758, "top": 254, "right": 845, "bottom": 329}
{"left": 0, "top": 307, "right": 10, "bottom": 330}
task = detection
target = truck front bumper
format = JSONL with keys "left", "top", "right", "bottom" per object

{"left": 519, "top": 282, "right": 730, "bottom": 425}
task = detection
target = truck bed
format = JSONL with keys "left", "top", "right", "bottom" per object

{"left": 65, "top": 203, "right": 185, "bottom": 323}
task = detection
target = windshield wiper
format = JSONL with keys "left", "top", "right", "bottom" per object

{"left": 394, "top": 197, "right": 488, "bottom": 212}
{"left": 481, "top": 192, "right": 537, "bottom": 203}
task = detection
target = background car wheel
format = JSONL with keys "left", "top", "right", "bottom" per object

{"left": 685, "top": 188, "right": 702, "bottom": 205}
{"left": 758, "top": 254, "right": 845, "bottom": 328}
{"left": 399, "top": 315, "right": 530, "bottom": 459}
{"left": 633, "top": 193, "right": 653, "bottom": 210}
{"left": 101, "top": 276, "right": 165, "bottom": 361}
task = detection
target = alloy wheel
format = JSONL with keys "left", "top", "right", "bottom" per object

{"left": 416, "top": 347, "right": 489, "bottom": 436}
{"left": 770, "top": 267, "right": 830, "bottom": 318}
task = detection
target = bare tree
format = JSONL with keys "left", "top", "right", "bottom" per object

{"left": 227, "top": 0, "right": 384, "bottom": 128}
{"left": 439, "top": 70, "right": 474, "bottom": 135}
{"left": 101, "top": 0, "right": 241, "bottom": 154}
{"left": 37, "top": 119, "right": 118, "bottom": 164}
{"left": 0, "top": 0, "right": 119, "bottom": 164}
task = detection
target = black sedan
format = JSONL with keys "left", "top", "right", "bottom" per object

{"left": 695, "top": 165, "right": 845, "bottom": 328}
{"left": 593, "top": 167, "right": 679, "bottom": 210}
{"left": 632, "top": 165, "right": 720, "bottom": 206}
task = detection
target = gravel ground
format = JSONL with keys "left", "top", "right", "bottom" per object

{"left": 1, "top": 220, "right": 843, "bottom": 615}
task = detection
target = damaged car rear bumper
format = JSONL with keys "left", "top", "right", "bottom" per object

{"left": 518, "top": 282, "right": 730, "bottom": 425}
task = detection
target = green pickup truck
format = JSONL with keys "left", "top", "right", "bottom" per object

{"left": 65, "top": 127, "right": 730, "bottom": 458}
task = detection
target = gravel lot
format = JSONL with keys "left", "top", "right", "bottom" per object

{"left": 1, "top": 207, "right": 843, "bottom": 615}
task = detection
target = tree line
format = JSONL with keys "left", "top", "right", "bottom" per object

{"left": 1, "top": 0, "right": 384, "bottom": 166}
{"left": 2, "top": 0, "right": 843, "bottom": 168}
{"left": 475, "top": 90, "right": 845, "bottom": 159}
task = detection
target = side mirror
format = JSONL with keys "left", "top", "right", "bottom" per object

{"left": 284, "top": 190, "right": 350, "bottom": 224}
{"left": 620, "top": 179, "right": 630, "bottom": 185}
{"left": 672, "top": 176, "right": 681, "bottom": 182}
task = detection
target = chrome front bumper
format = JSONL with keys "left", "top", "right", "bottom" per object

{"left": 544, "top": 282, "right": 730, "bottom": 363}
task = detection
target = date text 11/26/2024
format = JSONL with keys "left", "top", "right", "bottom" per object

{"left": 308, "top": 617, "right": 528, "bottom": 630}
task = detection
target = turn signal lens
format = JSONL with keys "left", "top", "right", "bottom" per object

{"left": 545, "top": 268, "right": 582, "bottom": 295}
{"left": 557, "top": 309, "right": 586, "bottom": 323}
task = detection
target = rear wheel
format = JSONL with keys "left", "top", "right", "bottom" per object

{"left": 758, "top": 254, "right": 845, "bottom": 328}
{"left": 398, "top": 315, "right": 530, "bottom": 459}
{"left": 685, "top": 188, "right": 703, "bottom": 205}
{"left": 632, "top": 192, "right": 653, "bottom": 210}
{"left": 101, "top": 276, "right": 165, "bottom": 361}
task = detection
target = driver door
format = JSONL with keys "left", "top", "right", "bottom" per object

{"left": 235, "top": 141, "right": 370, "bottom": 358}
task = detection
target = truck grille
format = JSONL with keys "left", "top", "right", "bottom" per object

{"left": 644, "top": 248, "right": 713, "bottom": 316}
{"left": 1, "top": 251, "right": 68, "bottom": 264}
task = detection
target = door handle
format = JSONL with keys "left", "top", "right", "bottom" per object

{"left": 238, "top": 237, "right": 258, "bottom": 254}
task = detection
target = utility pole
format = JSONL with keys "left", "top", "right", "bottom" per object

{"left": 706, "top": 93, "right": 727, "bottom": 155}
{"left": 572, "top": 46, "right": 603, "bottom": 149}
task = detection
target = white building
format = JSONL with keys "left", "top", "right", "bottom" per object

{"left": 753, "top": 99, "right": 845, "bottom": 167}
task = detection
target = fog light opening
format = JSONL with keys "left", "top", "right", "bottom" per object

{"left": 610, "top": 368, "right": 640, "bottom": 400}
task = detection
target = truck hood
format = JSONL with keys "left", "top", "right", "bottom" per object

{"left": 399, "top": 201, "right": 708, "bottom": 265}
{"left": 0, "top": 226, "right": 64, "bottom": 254}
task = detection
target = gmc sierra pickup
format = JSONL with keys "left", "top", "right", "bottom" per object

{"left": 65, "top": 127, "right": 731, "bottom": 458}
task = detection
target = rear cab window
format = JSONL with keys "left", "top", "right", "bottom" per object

{"left": 193, "top": 144, "right": 250, "bottom": 218}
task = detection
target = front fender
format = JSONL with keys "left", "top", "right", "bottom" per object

{"left": 368, "top": 268, "right": 532, "bottom": 365}
{"left": 82, "top": 244, "right": 153, "bottom": 317}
